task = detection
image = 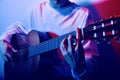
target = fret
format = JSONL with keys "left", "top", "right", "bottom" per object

{"left": 103, "top": 31, "right": 105, "bottom": 36}
{"left": 102, "top": 23, "right": 105, "bottom": 27}
{"left": 112, "top": 30, "right": 115, "bottom": 35}
{"left": 111, "top": 20, "right": 114, "bottom": 25}
{"left": 93, "top": 33, "right": 97, "bottom": 38}
{"left": 93, "top": 25, "right": 96, "bottom": 30}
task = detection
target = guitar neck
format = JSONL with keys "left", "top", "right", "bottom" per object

{"left": 27, "top": 31, "right": 77, "bottom": 58}
{"left": 22, "top": 15, "right": 120, "bottom": 58}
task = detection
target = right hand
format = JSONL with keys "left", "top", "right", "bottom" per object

{"left": 0, "top": 40, "right": 19, "bottom": 62}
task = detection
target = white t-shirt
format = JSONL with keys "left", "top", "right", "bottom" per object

{"left": 0, "top": 1, "right": 99, "bottom": 79}
{"left": 22, "top": 1, "right": 89, "bottom": 35}
{"left": 0, "top": 1, "right": 98, "bottom": 58}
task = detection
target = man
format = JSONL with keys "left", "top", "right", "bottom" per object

{"left": 0, "top": 0, "right": 98, "bottom": 80}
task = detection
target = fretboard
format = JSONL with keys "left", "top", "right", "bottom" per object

{"left": 20, "top": 15, "right": 120, "bottom": 58}
{"left": 28, "top": 31, "right": 76, "bottom": 57}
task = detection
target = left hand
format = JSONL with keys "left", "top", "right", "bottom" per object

{"left": 60, "top": 28, "right": 86, "bottom": 77}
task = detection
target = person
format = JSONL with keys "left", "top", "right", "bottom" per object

{"left": 0, "top": 0, "right": 99, "bottom": 80}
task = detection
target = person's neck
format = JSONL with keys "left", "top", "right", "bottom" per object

{"left": 49, "top": 1, "right": 72, "bottom": 9}
{"left": 60, "top": 1, "right": 72, "bottom": 8}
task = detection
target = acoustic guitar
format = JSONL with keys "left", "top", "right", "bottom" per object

{"left": 4, "top": 16, "right": 120, "bottom": 80}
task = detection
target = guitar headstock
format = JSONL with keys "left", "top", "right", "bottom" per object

{"left": 83, "top": 15, "right": 120, "bottom": 43}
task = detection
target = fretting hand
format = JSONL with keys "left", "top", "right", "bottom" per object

{"left": 60, "top": 28, "right": 86, "bottom": 77}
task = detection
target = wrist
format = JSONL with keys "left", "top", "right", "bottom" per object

{"left": 71, "top": 68, "right": 87, "bottom": 79}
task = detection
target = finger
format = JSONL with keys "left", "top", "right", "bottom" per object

{"left": 68, "top": 35, "right": 76, "bottom": 67}
{"left": 68, "top": 35, "right": 74, "bottom": 54}
{"left": 75, "top": 37, "right": 84, "bottom": 54}
{"left": 60, "top": 38, "right": 75, "bottom": 69}
{"left": 75, "top": 39, "right": 85, "bottom": 67}
{"left": 64, "top": 54, "right": 75, "bottom": 69}
{"left": 75, "top": 28, "right": 83, "bottom": 50}
{"left": 75, "top": 28, "right": 80, "bottom": 49}
{"left": 76, "top": 27, "right": 82, "bottom": 40}
{"left": 75, "top": 28, "right": 85, "bottom": 62}
{"left": 60, "top": 38, "right": 68, "bottom": 56}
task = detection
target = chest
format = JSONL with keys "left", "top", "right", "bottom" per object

{"left": 42, "top": 10, "right": 86, "bottom": 35}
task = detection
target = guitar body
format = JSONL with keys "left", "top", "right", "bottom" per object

{"left": 4, "top": 30, "right": 58, "bottom": 80}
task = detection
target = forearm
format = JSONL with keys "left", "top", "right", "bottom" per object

{"left": 0, "top": 22, "right": 29, "bottom": 61}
